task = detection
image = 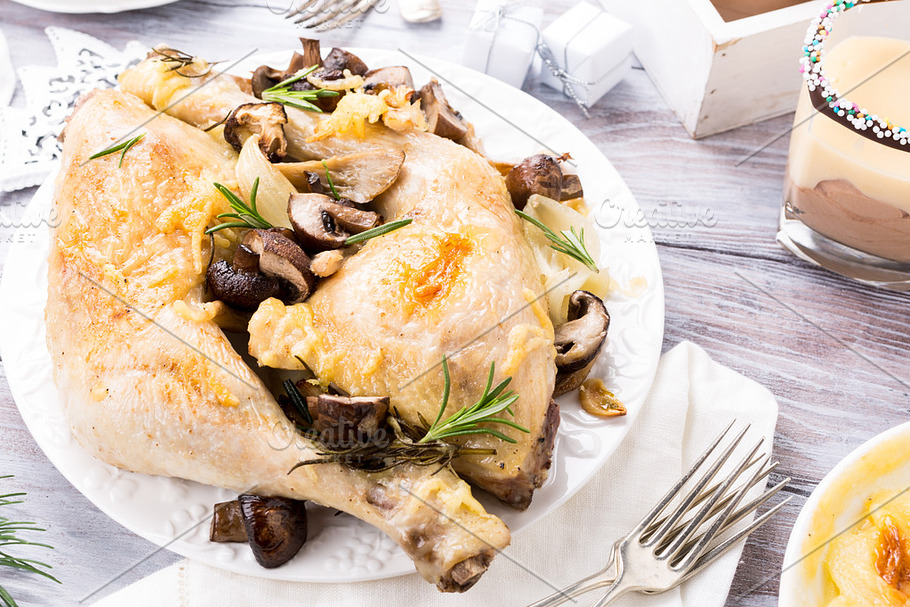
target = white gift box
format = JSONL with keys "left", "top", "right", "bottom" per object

{"left": 539, "top": 1, "right": 634, "bottom": 108}
{"left": 462, "top": 0, "right": 544, "bottom": 89}
{"left": 599, "top": 0, "right": 910, "bottom": 138}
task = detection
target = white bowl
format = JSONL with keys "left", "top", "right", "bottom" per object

{"left": 779, "top": 421, "right": 910, "bottom": 606}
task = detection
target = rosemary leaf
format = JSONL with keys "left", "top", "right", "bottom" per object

{"left": 205, "top": 178, "right": 272, "bottom": 234}
{"left": 322, "top": 160, "right": 340, "bottom": 200}
{"left": 88, "top": 133, "right": 145, "bottom": 168}
{"left": 515, "top": 208, "right": 599, "bottom": 272}
{"left": 283, "top": 379, "right": 313, "bottom": 425}
{"left": 344, "top": 219, "right": 412, "bottom": 246}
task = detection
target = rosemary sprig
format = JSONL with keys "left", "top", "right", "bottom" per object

{"left": 344, "top": 219, "right": 412, "bottom": 246}
{"left": 288, "top": 357, "right": 527, "bottom": 474}
{"left": 515, "top": 209, "right": 599, "bottom": 272}
{"left": 0, "top": 476, "right": 60, "bottom": 607}
{"left": 152, "top": 46, "right": 219, "bottom": 78}
{"left": 88, "top": 133, "right": 145, "bottom": 168}
{"left": 205, "top": 177, "right": 273, "bottom": 234}
{"left": 419, "top": 358, "right": 528, "bottom": 444}
{"left": 322, "top": 160, "right": 340, "bottom": 200}
{"left": 261, "top": 65, "right": 339, "bottom": 113}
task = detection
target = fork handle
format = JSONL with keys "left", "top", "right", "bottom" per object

{"left": 526, "top": 569, "right": 617, "bottom": 607}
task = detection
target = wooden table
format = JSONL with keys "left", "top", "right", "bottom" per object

{"left": 1, "top": 1, "right": 908, "bottom": 604}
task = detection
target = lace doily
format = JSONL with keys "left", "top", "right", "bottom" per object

{"left": 0, "top": 28, "right": 148, "bottom": 192}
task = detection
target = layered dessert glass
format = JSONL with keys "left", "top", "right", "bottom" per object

{"left": 778, "top": 0, "right": 910, "bottom": 289}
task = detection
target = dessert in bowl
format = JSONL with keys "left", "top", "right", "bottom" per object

{"left": 779, "top": 421, "right": 910, "bottom": 606}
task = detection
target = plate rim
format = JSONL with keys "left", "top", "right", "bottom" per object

{"left": 7, "top": 0, "right": 177, "bottom": 13}
{"left": 0, "top": 47, "right": 665, "bottom": 582}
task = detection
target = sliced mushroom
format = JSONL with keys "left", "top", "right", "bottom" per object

{"left": 505, "top": 154, "right": 564, "bottom": 210}
{"left": 321, "top": 47, "right": 369, "bottom": 76}
{"left": 210, "top": 500, "right": 247, "bottom": 543}
{"left": 298, "top": 37, "right": 323, "bottom": 70}
{"left": 305, "top": 394, "right": 389, "bottom": 448}
{"left": 223, "top": 102, "right": 288, "bottom": 161}
{"left": 553, "top": 290, "right": 610, "bottom": 396}
{"left": 288, "top": 193, "right": 381, "bottom": 251}
{"left": 311, "top": 249, "right": 345, "bottom": 277}
{"left": 363, "top": 66, "right": 415, "bottom": 94}
{"left": 276, "top": 150, "right": 405, "bottom": 204}
{"left": 238, "top": 494, "right": 308, "bottom": 569}
{"left": 251, "top": 65, "right": 284, "bottom": 99}
{"left": 206, "top": 259, "right": 280, "bottom": 311}
{"left": 418, "top": 79, "right": 469, "bottom": 141}
{"left": 231, "top": 243, "right": 260, "bottom": 274}
{"left": 560, "top": 173, "right": 584, "bottom": 201}
{"left": 242, "top": 229, "right": 315, "bottom": 304}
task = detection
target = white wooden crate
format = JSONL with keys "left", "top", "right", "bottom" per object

{"left": 599, "top": 0, "right": 910, "bottom": 138}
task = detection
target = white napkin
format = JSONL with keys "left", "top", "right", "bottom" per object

{"left": 0, "top": 26, "right": 13, "bottom": 108}
{"left": 91, "top": 342, "right": 779, "bottom": 607}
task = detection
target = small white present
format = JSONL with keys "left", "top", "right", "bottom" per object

{"left": 461, "top": 0, "right": 544, "bottom": 89}
{"left": 539, "top": 1, "right": 634, "bottom": 109}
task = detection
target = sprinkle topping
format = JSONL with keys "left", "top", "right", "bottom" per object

{"left": 800, "top": 0, "right": 909, "bottom": 152}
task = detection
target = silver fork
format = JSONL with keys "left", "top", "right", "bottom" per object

{"left": 528, "top": 422, "right": 791, "bottom": 607}
{"left": 285, "top": 0, "right": 379, "bottom": 31}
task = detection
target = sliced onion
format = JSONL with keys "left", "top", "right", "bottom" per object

{"left": 235, "top": 134, "right": 295, "bottom": 229}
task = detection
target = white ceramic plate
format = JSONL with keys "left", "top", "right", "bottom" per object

{"left": 778, "top": 421, "right": 910, "bottom": 606}
{"left": 0, "top": 49, "right": 665, "bottom": 582}
{"left": 8, "top": 0, "right": 176, "bottom": 13}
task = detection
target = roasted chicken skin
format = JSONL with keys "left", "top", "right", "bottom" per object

{"left": 46, "top": 90, "right": 510, "bottom": 591}
{"left": 120, "top": 55, "right": 560, "bottom": 509}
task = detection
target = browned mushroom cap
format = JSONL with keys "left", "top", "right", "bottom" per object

{"left": 277, "top": 150, "right": 405, "bottom": 204}
{"left": 418, "top": 79, "right": 469, "bottom": 140}
{"left": 553, "top": 290, "right": 610, "bottom": 396}
{"left": 287, "top": 193, "right": 381, "bottom": 251}
{"left": 223, "top": 102, "right": 289, "bottom": 161}
{"left": 322, "top": 47, "right": 369, "bottom": 76}
{"left": 305, "top": 394, "right": 389, "bottom": 448}
{"left": 560, "top": 173, "right": 584, "bottom": 201}
{"left": 242, "top": 229, "right": 315, "bottom": 304}
{"left": 210, "top": 500, "right": 247, "bottom": 543}
{"left": 363, "top": 66, "right": 415, "bottom": 93}
{"left": 206, "top": 259, "right": 281, "bottom": 311}
{"left": 251, "top": 65, "right": 284, "bottom": 99}
{"left": 505, "top": 154, "right": 564, "bottom": 210}
{"left": 238, "top": 495, "right": 308, "bottom": 569}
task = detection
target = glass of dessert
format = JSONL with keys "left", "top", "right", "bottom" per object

{"left": 778, "top": 0, "right": 910, "bottom": 289}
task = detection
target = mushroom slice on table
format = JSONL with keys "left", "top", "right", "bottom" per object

{"left": 277, "top": 150, "right": 405, "bottom": 204}
{"left": 242, "top": 229, "right": 316, "bottom": 304}
{"left": 418, "top": 79, "right": 469, "bottom": 141}
{"left": 288, "top": 193, "right": 382, "bottom": 252}
{"left": 505, "top": 154, "right": 564, "bottom": 210}
{"left": 223, "top": 102, "right": 288, "bottom": 161}
{"left": 238, "top": 494, "right": 309, "bottom": 569}
{"left": 553, "top": 290, "right": 610, "bottom": 396}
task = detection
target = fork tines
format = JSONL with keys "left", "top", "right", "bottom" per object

{"left": 286, "top": 0, "right": 379, "bottom": 31}
{"left": 637, "top": 422, "right": 791, "bottom": 572}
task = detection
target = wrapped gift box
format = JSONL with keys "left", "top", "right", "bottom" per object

{"left": 599, "top": 0, "right": 910, "bottom": 138}
{"left": 462, "top": 0, "right": 544, "bottom": 89}
{"left": 539, "top": 1, "right": 634, "bottom": 109}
